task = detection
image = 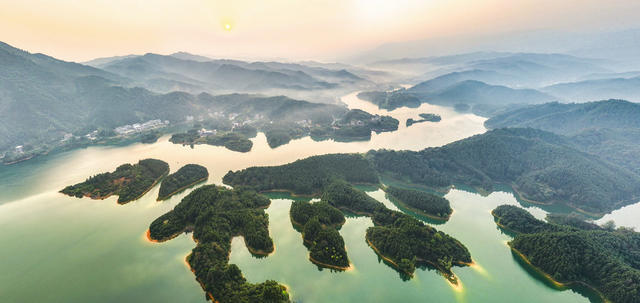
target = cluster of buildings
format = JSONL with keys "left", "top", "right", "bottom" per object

{"left": 114, "top": 120, "right": 169, "bottom": 135}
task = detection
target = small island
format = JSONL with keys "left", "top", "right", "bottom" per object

{"left": 157, "top": 164, "right": 209, "bottom": 200}
{"left": 384, "top": 186, "right": 452, "bottom": 220}
{"left": 492, "top": 205, "right": 640, "bottom": 303}
{"left": 148, "top": 185, "right": 290, "bottom": 302}
{"left": 406, "top": 113, "right": 442, "bottom": 127}
{"left": 60, "top": 158, "right": 169, "bottom": 204}
{"left": 290, "top": 201, "right": 349, "bottom": 270}
{"left": 170, "top": 129, "right": 254, "bottom": 153}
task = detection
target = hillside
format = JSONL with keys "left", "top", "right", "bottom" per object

{"left": 542, "top": 77, "right": 640, "bottom": 102}
{"left": 485, "top": 100, "right": 640, "bottom": 174}
{"left": 485, "top": 100, "right": 640, "bottom": 135}
{"left": 407, "top": 79, "right": 556, "bottom": 115}
{"left": 492, "top": 205, "right": 640, "bottom": 303}
{"left": 367, "top": 128, "right": 640, "bottom": 215}
{"left": 1, "top": 41, "right": 398, "bottom": 164}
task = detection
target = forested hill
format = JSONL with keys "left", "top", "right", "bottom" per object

{"left": 492, "top": 205, "right": 640, "bottom": 303}
{"left": 367, "top": 128, "right": 640, "bottom": 215}
{"left": 484, "top": 100, "right": 640, "bottom": 174}
{"left": 485, "top": 100, "right": 640, "bottom": 135}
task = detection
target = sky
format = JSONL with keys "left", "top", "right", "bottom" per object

{"left": 1, "top": 0, "right": 640, "bottom": 62}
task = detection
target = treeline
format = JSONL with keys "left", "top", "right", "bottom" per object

{"left": 205, "top": 132, "right": 253, "bottom": 153}
{"left": 157, "top": 164, "right": 209, "bottom": 200}
{"left": 406, "top": 113, "right": 442, "bottom": 127}
{"left": 492, "top": 205, "right": 640, "bottom": 303}
{"left": 60, "top": 158, "right": 169, "bottom": 204}
{"left": 148, "top": 185, "right": 289, "bottom": 302}
{"left": 367, "top": 128, "right": 640, "bottom": 215}
{"left": 321, "top": 181, "right": 471, "bottom": 281}
{"left": 170, "top": 129, "right": 253, "bottom": 152}
{"left": 385, "top": 186, "right": 452, "bottom": 220}
{"left": 223, "top": 153, "right": 379, "bottom": 195}
{"left": 291, "top": 201, "right": 349, "bottom": 269}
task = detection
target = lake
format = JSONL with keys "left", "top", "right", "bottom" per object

{"left": 0, "top": 92, "right": 633, "bottom": 302}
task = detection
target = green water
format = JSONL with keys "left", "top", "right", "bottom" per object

{"left": 0, "top": 93, "right": 628, "bottom": 302}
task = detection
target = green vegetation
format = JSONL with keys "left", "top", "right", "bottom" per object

{"left": 357, "top": 89, "right": 421, "bottom": 110}
{"left": 169, "top": 129, "right": 200, "bottom": 145}
{"left": 485, "top": 100, "right": 640, "bottom": 175}
{"left": 223, "top": 153, "right": 379, "bottom": 195}
{"left": 157, "top": 164, "right": 209, "bottom": 200}
{"left": 60, "top": 159, "right": 169, "bottom": 204}
{"left": 321, "top": 181, "right": 471, "bottom": 281}
{"left": 406, "top": 113, "right": 442, "bottom": 127}
{"left": 492, "top": 205, "right": 640, "bottom": 303}
{"left": 206, "top": 132, "right": 253, "bottom": 152}
{"left": 367, "top": 128, "right": 640, "bottom": 215}
{"left": 148, "top": 185, "right": 289, "bottom": 303}
{"left": 140, "top": 131, "right": 161, "bottom": 144}
{"left": 170, "top": 129, "right": 253, "bottom": 152}
{"left": 290, "top": 201, "right": 349, "bottom": 269}
{"left": 225, "top": 154, "right": 471, "bottom": 281}
{"left": 338, "top": 109, "right": 399, "bottom": 134}
{"left": 385, "top": 186, "right": 452, "bottom": 220}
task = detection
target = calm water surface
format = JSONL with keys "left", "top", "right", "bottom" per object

{"left": 0, "top": 92, "right": 632, "bottom": 302}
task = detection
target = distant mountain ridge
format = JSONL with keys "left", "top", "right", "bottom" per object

{"left": 90, "top": 52, "right": 369, "bottom": 95}
{"left": 542, "top": 76, "right": 640, "bottom": 102}
{"left": 0, "top": 41, "right": 375, "bottom": 163}
{"left": 485, "top": 100, "right": 640, "bottom": 135}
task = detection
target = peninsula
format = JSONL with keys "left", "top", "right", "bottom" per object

{"left": 60, "top": 159, "right": 169, "bottom": 204}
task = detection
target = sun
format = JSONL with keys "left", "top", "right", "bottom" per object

{"left": 224, "top": 23, "right": 232, "bottom": 31}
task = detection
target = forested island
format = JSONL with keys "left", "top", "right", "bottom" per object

{"left": 492, "top": 205, "right": 640, "bottom": 303}
{"left": 406, "top": 113, "right": 442, "bottom": 127}
{"left": 223, "top": 153, "right": 379, "bottom": 195}
{"left": 322, "top": 181, "right": 471, "bottom": 281}
{"left": 385, "top": 186, "right": 452, "bottom": 220}
{"left": 170, "top": 128, "right": 255, "bottom": 153}
{"left": 148, "top": 185, "right": 290, "bottom": 302}
{"left": 367, "top": 128, "right": 640, "bottom": 215}
{"left": 60, "top": 158, "right": 169, "bottom": 204}
{"left": 157, "top": 164, "right": 209, "bottom": 200}
{"left": 290, "top": 201, "right": 349, "bottom": 270}
{"left": 357, "top": 89, "right": 421, "bottom": 110}
{"left": 224, "top": 157, "right": 472, "bottom": 282}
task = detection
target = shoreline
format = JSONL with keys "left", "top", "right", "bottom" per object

{"left": 509, "top": 246, "right": 609, "bottom": 303}
{"left": 386, "top": 194, "right": 451, "bottom": 221}
{"left": 308, "top": 255, "right": 353, "bottom": 271}
{"left": 119, "top": 169, "right": 169, "bottom": 204}
{"left": 366, "top": 237, "right": 462, "bottom": 285}
{"left": 157, "top": 176, "right": 208, "bottom": 201}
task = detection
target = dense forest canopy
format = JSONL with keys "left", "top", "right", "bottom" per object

{"left": 148, "top": 185, "right": 289, "bottom": 303}
{"left": 368, "top": 128, "right": 640, "bottom": 215}
{"left": 321, "top": 181, "right": 471, "bottom": 280}
{"left": 385, "top": 186, "right": 452, "bottom": 220}
{"left": 290, "top": 201, "right": 350, "bottom": 269}
{"left": 492, "top": 205, "right": 640, "bottom": 303}
{"left": 60, "top": 158, "right": 169, "bottom": 204}
{"left": 157, "top": 164, "right": 209, "bottom": 200}
{"left": 223, "top": 153, "right": 379, "bottom": 195}
{"left": 485, "top": 100, "right": 640, "bottom": 175}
